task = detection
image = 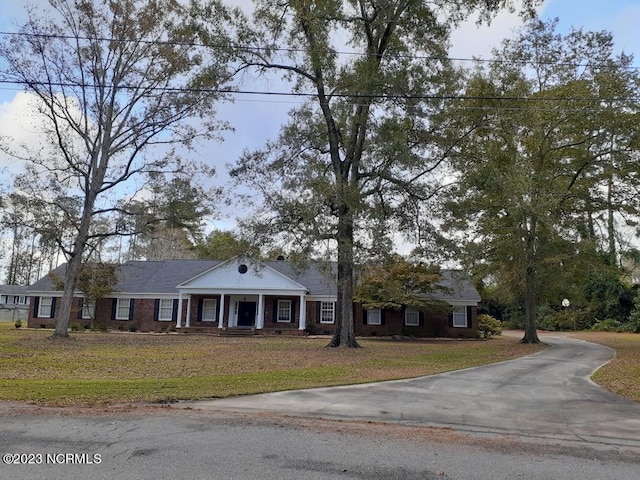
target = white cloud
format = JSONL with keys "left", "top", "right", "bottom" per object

{"left": 449, "top": 0, "right": 550, "bottom": 59}
{"left": 0, "top": 91, "right": 45, "bottom": 177}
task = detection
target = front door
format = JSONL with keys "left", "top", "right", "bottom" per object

{"left": 237, "top": 301, "right": 256, "bottom": 327}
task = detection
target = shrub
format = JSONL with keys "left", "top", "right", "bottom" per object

{"left": 625, "top": 294, "right": 640, "bottom": 333}
{"left": 14, "top": 319, "right": 22, "bottom": 329}
{"left": 590, "top": 318, "right": 619, "bottom": 332}
{"left": 70, "top": 324, "right": 83, "bottom": 332}
{"left": 477, "top": 314, "right": 502, "bottom": 339}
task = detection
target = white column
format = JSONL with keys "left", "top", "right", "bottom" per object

{"left": 298, "top": 294, "right": 306, "bottom": 330}
{"left": 257, "top": 294, "right": 264, "bottom": 329}
{"left": 218, "top": 294, "right": 225, "bottom": 329}
{"left": 185, "top": 296, "right": 191, "bottom": 328}
{"left": 176, "top": 293, "right": 183, "bottom": 328}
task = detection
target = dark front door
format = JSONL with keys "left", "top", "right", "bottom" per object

{"left": 237, "top": 301, "right": 256, "bottom": 327}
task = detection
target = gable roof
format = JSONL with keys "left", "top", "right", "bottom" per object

{"left": 431, "top": 270, "right": 482, "bottom": 304}
{"left": 177, "top": 258, "right": 310, "bottom": 294}
{"left": 27, "top": 259, "right": 479, "bottom": 304}
{"left": 27, "top": 259, "right": 338, "bottom": 296}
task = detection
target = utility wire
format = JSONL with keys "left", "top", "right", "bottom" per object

{"left": 0, "top": 79, "right": 637, "bottom": 105}
{"left": 0, "top": 29, "right": 637, "bottom": 71}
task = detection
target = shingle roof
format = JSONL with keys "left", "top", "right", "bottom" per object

{"left": 27, "top": 259, "right": 479, "bottom": 302}
{"left": 0, "top": 285, "right": 29, "bottom": 295}
{"left": 431, "top": 270, "right": 482, "bottom": 303}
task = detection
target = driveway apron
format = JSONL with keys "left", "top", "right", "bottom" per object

{"left": 182, "top": 335, "right": 640, "bottom": 447}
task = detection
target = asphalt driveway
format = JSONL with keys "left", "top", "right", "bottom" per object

{"left": 181, "top": 335, "right": 640, "bottom": 447}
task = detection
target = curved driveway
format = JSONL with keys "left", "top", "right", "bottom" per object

{"left": 183, "top": 335, "right": 640, "bottom": 447}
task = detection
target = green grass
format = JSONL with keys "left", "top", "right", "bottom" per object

{"left": 0, "top": 322, "right": 545, "bottom": 405}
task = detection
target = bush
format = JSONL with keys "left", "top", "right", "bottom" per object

{"left": 70, "top": 324, "right": 83, "bottom": 332}
{"left": 14, "top": 319, "right": 22, "bottom": 329}
{"left": 538, "top": 309, "right": 575, "bottom": 331}
{"left": 625, "top": 294, "right": 640, "bottom": 333}
{"left": 590, "top": 318, "right": 620, "bottom": 332}
{"left": 477, "top": 314, "right": 502, "bottom": 339}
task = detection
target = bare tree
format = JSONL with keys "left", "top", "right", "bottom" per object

{"left": 0, "top": 0, "right": 232, "bottom": 337}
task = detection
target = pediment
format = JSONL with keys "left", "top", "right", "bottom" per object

{"left": 177, "top": 258, "right": 308, "bottom": 293}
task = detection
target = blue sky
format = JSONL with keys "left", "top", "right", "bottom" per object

{"left": 0, "top": 1, "right": 639, "bottom": 232}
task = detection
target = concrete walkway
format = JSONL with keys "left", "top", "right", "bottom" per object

{"left": 180, "top": 335, "right": 640, "bottom": 447}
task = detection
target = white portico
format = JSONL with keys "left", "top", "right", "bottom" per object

{"left": 175, "top": 258, "right": 308, "bottom": 330}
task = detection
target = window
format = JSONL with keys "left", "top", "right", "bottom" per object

{"left": 320, "top": 302, "right": 335, "bottom": 324}
{"left": 201, "top": 299, "right": 217, "bottom": 322}
{"left": 158, "top": 299, "right": 174, "bottom": 321}
{"left": 18, "top": 296, "right": 26, "bottom": 305}
{"left": 366, "top": 308, "right": 381, "bottom": 325}
{"left": 405, "top": 308, "right": 419, "bottom": 326}
{"left": 82, "top": 299, "right": 96, "bottom": 319}
{"left": 115, "top": 298, "right": 131, "bottom": 320}
{"left": 38, "top": 297, "right": 53, "bottom": 318}
{"left": 452, "top": 306, "right": 468, "bottom": 328}
{"left": 0, "top": 295, "right": 6, "bottom": 304}
{"left": 277, "top": 300, "right": 292, "bottom": 322}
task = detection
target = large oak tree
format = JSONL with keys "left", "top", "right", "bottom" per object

{"left": 219, "top": 0, "right": 540, "bottom": 347}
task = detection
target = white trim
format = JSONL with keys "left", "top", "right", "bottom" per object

{"left": 452, "top": 305, "right": 468, "bottom": 328}
{"left": 319, "top": 301, "right": 335, "bottom": 324}
{"left": 115, "top": 298, "right": 131, "bottom": 320}
{"left": 37, "top": 296, "right": 53, "bottom": 318}
{"left": 201, "top": 298, "right": 217, "bottom": 322}
{"left": 257, "top": 294, "right": 264, "bottom": 329}
{"left": 82, "top": 299, "right": 96, "bottom": 319}
{"left": 177, "top": 257, "right": 309, "bottom": 292}
{"left": 186, "top": 296, "right": 192, "bottom": 328}
{"left": 179, "top": 287, "right": 307, "bottom": 296}
{"left": 219, "top": 294, "right": 225, "bottom": 328}
{"left": 447, "top": 299, "right": 479, "bottom": 307}
{"left": 158, "top": 299, "right": 174, "bottom": 322}
{"left": 298, "top": 294, "right": 306, "bottom": 330}
{"left": 177, "top": 294, "right": 184, "bottom": 328}
{"left": 366, "top": 308, "right": 382, "bottom": 325}
{"left": 277, "top": 299, "right": 292, "bottom": 323}
{"left": 404, "top": 307, "right": 419, "bottom": 326}
{"left": 307, "top": 295, "right": 338, "bottom": 302}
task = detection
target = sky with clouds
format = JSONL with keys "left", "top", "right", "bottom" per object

{"left": 0, "top": 0, "right": 639, "bottom": 233}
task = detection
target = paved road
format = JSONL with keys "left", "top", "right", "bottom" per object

{"left": 3, "top": 334, "right": 640, "bottom": 479}
{"left": 182, "top": 335, "right": 640, "bottom": 447}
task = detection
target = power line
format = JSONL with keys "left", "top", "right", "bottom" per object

{"left": 0, "top": 79, "right": 637, "bottom": 105}
{"left": 0, "top": 29, "right": 637, "bottom": 72}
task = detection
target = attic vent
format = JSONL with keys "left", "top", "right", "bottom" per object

{"left": 276, "top": 255, "right": 285, "bottom": 261}
{"left": 238, "top": 264, "right": 248, "bottom": 274}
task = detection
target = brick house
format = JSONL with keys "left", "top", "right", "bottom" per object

{"left": 26, "top": 257, "right": 481, "bottom": 338}
{"left": 0, "top": 285, "right": 30, "bottom": 321}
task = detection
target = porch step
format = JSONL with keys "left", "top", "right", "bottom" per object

{"left": 220, "top": 327, "right": 257, "bottom": 336}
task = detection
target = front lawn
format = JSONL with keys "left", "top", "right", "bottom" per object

{"left": 572, "top": 332, "right": 640, "bottom": 403}
{"left": 0, "top": 322, "right": 543, "bottom": 405}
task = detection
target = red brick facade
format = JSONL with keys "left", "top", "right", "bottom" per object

{"left": 28, "top": 295, "right": 478, "bottom": 338}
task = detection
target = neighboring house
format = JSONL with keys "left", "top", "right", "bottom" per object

{"left": 0, "top": 285, "right": 30, "bottom": 321}
{"left": 26, "top": 257, "right": 481, "bottom": 338}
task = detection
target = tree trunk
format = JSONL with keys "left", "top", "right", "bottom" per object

{"left": 53, "top": 192, "right": 97, "bottom": 337}
{"left": 328, "top": 200, "right": 359, "bottom": 348}
{"left": 521, "top": 266, "right": 540, "bottom": 344}
{"left": 607, "top": 174, "right": 616, "bottom": 265}
{"left": 53, "top": 251, "right": 83, "bottom": 338}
